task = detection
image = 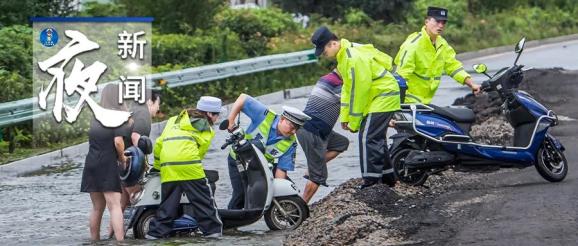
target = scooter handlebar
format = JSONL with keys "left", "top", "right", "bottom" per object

{"left": 221, "top": 139, "right": 233, "bottom": 150}
{"left": 481, "top": 80, "right": 491, "bottom": 92}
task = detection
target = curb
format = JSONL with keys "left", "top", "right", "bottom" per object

{"left": 456, "top": 33, "right": 578, "bottom": 61}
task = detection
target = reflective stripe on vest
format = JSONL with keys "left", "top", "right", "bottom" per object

{"left": 230, "top": 110, "right": 295, "bottom": 165}
{"left": 413, "top": 72, "right": 441, "bottom": 81}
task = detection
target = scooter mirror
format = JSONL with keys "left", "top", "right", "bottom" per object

{"left": 219, "top": 119, "right": 229, "bottom": 130}
{"left": 515, "top": 37, "right": 526, "bottom": 53}
{"left": 473, "top": 63, "right": 488, "bottom": 74}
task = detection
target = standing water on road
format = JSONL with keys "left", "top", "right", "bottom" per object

{"left": 0, "top": 85, "right": 470, "bottom": 245}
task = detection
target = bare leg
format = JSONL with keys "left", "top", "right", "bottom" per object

{"left": 302, "top": 151, "right": 342, "bottom": 203}
{"left": 302, "top": 181, "right": 319, "bottom": 204}
{"left": 324, "top": 150, "right": 340, "bottom": 163}
{"left": 89, "top": 192, "right": 106, "bottom": 241}
{"left": 104, "top": 191, "right": 125, "bottom": 241}
{"left": 109, "top": 186, "right": 129, "bottom": 238}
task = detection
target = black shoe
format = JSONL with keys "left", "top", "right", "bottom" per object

{"left": 382, "top": 179, "right": 397, "bottom": 188}
{"left": 382, "top": 175, "right": 398, "bottom": 187}
{"left": 358, "top": 180, "right": 378, "bottom": 190}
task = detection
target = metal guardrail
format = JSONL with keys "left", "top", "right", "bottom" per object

{"left": 0, "top": 49, "right": 317, "bottom": 128}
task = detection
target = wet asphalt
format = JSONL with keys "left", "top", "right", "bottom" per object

{"left": 0, "top": 38, "right": 577, "bottom": 245}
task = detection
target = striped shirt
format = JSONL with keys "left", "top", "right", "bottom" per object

{"left": 303, "top": 72, "right": 343, "bottom": 138}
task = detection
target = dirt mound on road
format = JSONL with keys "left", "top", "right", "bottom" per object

{"left": 283, "top": 68, "right": 578, "bottom": 245}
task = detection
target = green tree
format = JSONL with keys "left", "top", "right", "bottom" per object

{"left": 271, "top": 0, "right": 414, "bottom": 23}
{"left": 0, "top": 0, "right": 78, "bottom": 27}
{"left": 78, "top": 1, "right": 127, "bottom": 17}
{"left": 0, "top": 25, "right": 32, "bottom": 78}
{"left": 118, "top": 0, "right": 225, "bottom": 34}
{"left": 467, "top": 0, "right": 578, "bottom": 14}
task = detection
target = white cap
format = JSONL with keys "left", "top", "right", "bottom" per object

{"left": 196, "top": 96, "right": 222, "bottom": 113}
{"left": 282, "top": 106, "right": 311, "bottom": 126}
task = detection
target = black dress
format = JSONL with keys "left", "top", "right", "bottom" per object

{"left": 80, "top": 118, "right": 131, "bottom": 193}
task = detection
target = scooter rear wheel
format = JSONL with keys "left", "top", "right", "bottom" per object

{"left": 264, "top": 196, "right": 309, "bottom": 231}
{"left": 535, "top": 141, "right": 568, "bottom": 182}
{"left": 392, "top": 148, "right": 429, "bottom": 186}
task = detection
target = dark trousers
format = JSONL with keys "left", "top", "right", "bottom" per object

{"left": 358, "top": 112, "right": 396, "bottom": 184}
{"left": 147, "top": 179, "right": 223, "bottom": 237}
{"left": 227, "top": 156, "right": 245, "bottom": 209}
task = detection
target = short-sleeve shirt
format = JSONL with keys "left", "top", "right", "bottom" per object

{"left": 242, "top": 96, "right": 297, "bottom": 171}
{"left": 129, "top": 104, "right": 152, "bottom": 148}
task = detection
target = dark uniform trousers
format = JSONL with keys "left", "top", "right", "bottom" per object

{"left": 358, "top": 112, "right": 396, "bottom": 185}
{"left": 227, "top": 155, "right": 245, "bottom": 209}
{"left": 147, "top": 178, "right": 223, "bottom": 237}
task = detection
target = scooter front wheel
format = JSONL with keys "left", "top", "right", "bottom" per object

{"left": 535, "top": 141, "right": 568, "bottom": 182}
{"left": 264, "top": 196, "right": 309, "bottom": 231}
{"left": 392, "top": 148, "right": 429, "bottom": 186}
{"left": 134, "top": 209, "right": 156, "bottom": 239}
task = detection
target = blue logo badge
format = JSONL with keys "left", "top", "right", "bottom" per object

{"left": 40, "top": 27, "right": 59, "bottom": 47}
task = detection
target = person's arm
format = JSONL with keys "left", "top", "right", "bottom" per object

{"left": 274, "top": 144, "right": 297, "bottom": 178}
{"left": 153, "top": 118, "right": 173, "bottom": 171}
{"left": 344, "top": 57, "right": 373, "bottom": 132}
{"left": 394, "top": 44, "right": 416, "bottom": 81}
{"left": 339, "top": 63, "right": 352, "bottom": 131}
{"left": 114, "top": 136, "right": 126, "bottom": 168}
{"left": 227, "top": 94, "right": 248, "bottom": 130}
{"left": 114, "top": 122, "right": 131, "bottom": 167}
{"left": 372, "top": 46, "right": 394, "bottom": 71}
{"left": 463, "top": 77, "right": 481, "bottom": 95}
{"left": 274, "top": 169, "right": 287, "bottom": 179}
{"left": 227, "top": 94, "right": 268, "bottom": 131}
{"left": 153, "top": 134, "right": 163, "bottom": 170}
{"left": 444, "top": 45, "right": 480, "bottom": 95}
{"left": 131, "top": 132, "right": 141, "bottom": 147}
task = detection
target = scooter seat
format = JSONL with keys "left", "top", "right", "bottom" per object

{"left": 428, "top": 104, "right": 475, "bottom": 123}
{"left": 204, "top": 169, "right": 219, "bottom": 183}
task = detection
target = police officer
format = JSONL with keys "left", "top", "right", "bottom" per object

{"left": 394, "top": 6, "right": 481, "bottom": 104}
{"left": 225, "top": 93, "right": 311, "bottom": 209}
{"left": 311, "top": 26, "right": 401, "bottom": 189}
{"left": 147, "top": 96, "right": 223, "bottom": 239}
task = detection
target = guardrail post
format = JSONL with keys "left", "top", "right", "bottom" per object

{"left": 283, "top": 89, "right": 290, "bottom": 99}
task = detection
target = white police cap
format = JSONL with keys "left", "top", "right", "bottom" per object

{"left": 282, "top": 106, "right": 311, "bottom": 126}
{"left": 196, "top": 96, "right": 222, "bottom": 113}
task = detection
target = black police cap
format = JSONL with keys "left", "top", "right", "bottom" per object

{"left": 311, "top": 26, "right": 337, "bottom": 57}
{"left": 427, "top": 6, "right": 448, "bottom": 21}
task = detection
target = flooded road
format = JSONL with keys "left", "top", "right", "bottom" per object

{"left": 0, "top": 96, "right": 369, "bottom": 245}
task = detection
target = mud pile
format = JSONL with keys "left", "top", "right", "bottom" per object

{"left": 284, "top": 69, "right": 575, "bottom": 245}
{"left": 453, "top": 91, "right": 514, "bottom": 146}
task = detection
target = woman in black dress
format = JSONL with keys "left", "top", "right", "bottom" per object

{"left": 80, "top": 84, "right": 131, "bottom": 241}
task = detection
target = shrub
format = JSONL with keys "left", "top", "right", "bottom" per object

{"left": 215, "top": 7, "right": 298, "bottom": 56}
{"left": 152, "top": 29, "right": 247, "bottom": 66}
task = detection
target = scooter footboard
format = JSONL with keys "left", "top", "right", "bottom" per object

{"left": 218, "top": 208, "right": 263, "bottom": 229}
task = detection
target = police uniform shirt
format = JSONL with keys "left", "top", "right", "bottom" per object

{"left": 241, "top": 95, "right": 297, "bottom": 171}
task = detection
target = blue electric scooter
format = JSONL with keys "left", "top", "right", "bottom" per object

{"left": 390, "top": 37, "right": 568, "bottom": 186}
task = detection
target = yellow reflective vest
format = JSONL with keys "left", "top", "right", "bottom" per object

{"left": 154, "top": 110, "right": 215, "bottom": 183}
{"left": 394, "top": 26, "right": 471, "bottom": 104}
{"left": 336, "top": 38, "right": 401, "bottom": 132}
{"left": 230, "top": 110, "right": 295, "bottom": 166}
{"left": 153, "top": 116, "right": 177, "bottom": 171}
